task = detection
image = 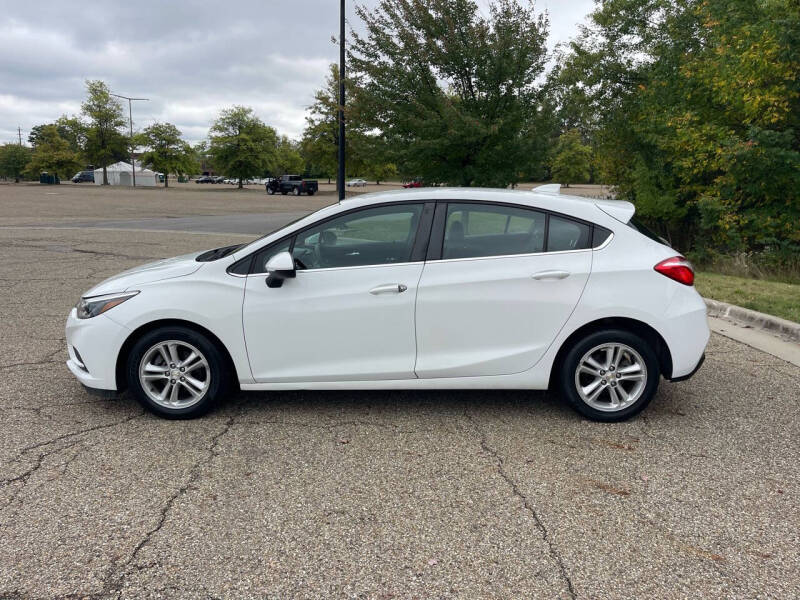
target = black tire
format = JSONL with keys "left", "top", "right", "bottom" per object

{"left": 266, "top": 186, "right": 275, "bottom": 195}
{"left": 126, "top": 326, "right": 231, "bottom": 419}
{"left": 557, "top": 328, "right": 660, "bottom": 422}
{"left": 292, "top": 187, "right": 300, "bottom": 196}
{"left": 307, "top": 190, "right": 315, "bottom": 196}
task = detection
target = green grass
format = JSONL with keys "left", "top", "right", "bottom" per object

{"left": 695, "top": 272, "right": 800, "bottom": 324}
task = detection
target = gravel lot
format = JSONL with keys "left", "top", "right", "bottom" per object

{"left": 1, "top": 183, "right": 798, "bottom": 599}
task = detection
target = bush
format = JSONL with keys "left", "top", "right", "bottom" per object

{"left": 687, "top": 247, "right": 800, "bottom": 285}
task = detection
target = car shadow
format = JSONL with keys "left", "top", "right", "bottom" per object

{"left": 222, "top": 387, "right": 577, "bottom": 423}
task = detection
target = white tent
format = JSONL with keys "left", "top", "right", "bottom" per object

{"left": 93, "top": 161, "right": 157, "bottom": 186}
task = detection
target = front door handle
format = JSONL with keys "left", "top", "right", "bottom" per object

{"left": 532, "top": 270, "right": 571, "bottom": 280}
{"left": 369, "top": 283, "right": 408, "bottom": 295}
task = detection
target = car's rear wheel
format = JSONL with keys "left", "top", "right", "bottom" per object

{"left": 127, "top": 326, "right": 230, "bottom": 419}
{"left": 558, "top": 329, "right": 660, "bottom": 422}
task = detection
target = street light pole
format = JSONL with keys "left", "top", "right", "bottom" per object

{"left": 337, "top": 0, "right": 346, "bottom": 201}
{"left": 110, "top": 93, "right": 149, "bottom": 187}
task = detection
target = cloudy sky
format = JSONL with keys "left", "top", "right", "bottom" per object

{"left": 0, "top": 0, "right": 594, "bottom": 145}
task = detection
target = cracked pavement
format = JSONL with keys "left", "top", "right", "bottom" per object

{"left": 1, "top": 184, "right": 799, "bottom": 598}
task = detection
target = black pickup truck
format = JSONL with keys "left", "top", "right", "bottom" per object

{"left": 266, "top": 174, "right": 319, "bottom": 196}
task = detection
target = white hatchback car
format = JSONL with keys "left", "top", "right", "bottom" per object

{"left": 347, "top": 179, "right": 368, "bottom": 187}
{"left": 65, "top": 187, "right": 708, "bottom": 421}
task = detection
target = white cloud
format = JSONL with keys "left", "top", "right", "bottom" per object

{"left": 0, "top": 0, "right": 595, "bottom": 145}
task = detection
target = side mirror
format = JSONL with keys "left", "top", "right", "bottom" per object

{"left": 265, "top": 251, "right": 296, "bottom": 288}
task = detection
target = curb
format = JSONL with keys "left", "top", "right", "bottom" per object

{"left": 704, "top": 298, "right": 800, "bottom": 344}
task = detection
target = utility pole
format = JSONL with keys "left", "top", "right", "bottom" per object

{"left": 110, "top": 93, "right": 149, "bottom": 187}
{"left": 18, "top": 126, "right": 22, "bottom": 145}
{"left": 337, "top": 0, "right": 346, "bottom": 201}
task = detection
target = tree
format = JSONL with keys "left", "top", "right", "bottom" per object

{"left": 208, "top": 106, "right": 278, "bottom": 188}
{"left": 81, "top": 80, "right": 127, "bottom": 185}
{"left": 301, "top": 64, "right": 370, "bottom": 182}
{"left": 556, "top": 0, "right": 800, "bottom": 256}
{"left": 136, "top": 122, "right": 197, "bottom": 187}
{"left": 54, "top": 115, "right": 88, "bottom": 157}
{"left": 274, "top": 135, "right": 304, "bottom": 175}
{"left": 550, "top": 129, "right": 592, "bottom": 187}
{"left": 193, "top": 140, "right": 213, "bottom": 174}
{"left": 349, "top": 0, "right": 551, "bottom": 187}
{"left": 0, "top": 144, "right": 31, "bottom": 182}
{"left": 28, "top": 124, "right": 50, "bottom": 148}
{"left": 28, "top": 116, "right": 87, "bottom": 161}
{"left": 25, "top": 125, "right": 82, "bottom": 181}
{"left": 365, "top": 161, "right": 398, "bottom": 185}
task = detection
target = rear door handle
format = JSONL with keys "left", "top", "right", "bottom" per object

{"left": 532, "top": 270, "right": 570, "bottom": 280}
{"left": 369, "top": 283, "right": 407, "bottom": 295}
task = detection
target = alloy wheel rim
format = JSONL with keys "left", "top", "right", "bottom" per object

{"left": 574, "top": 343, "right": 647, "bottom": 412}
{"left": 138, "top": 340, "right": 210, "bottom": 409}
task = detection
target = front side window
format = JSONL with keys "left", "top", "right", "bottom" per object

{"left": 292, "top": 204, "right": 423, "bottom": 269}
{"left": 442, "top": 203, "right": 546, "bottom": 259}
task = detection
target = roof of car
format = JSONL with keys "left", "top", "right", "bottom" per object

{"left": 340, "top": 186, "right": 635, "bottom": 224}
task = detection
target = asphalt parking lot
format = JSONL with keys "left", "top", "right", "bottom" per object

{"left": 1, "top": 184, "right": 799, "bottom": 598}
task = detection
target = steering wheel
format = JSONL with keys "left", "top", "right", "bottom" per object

{"left": 312, "top": 230, "right": 337, "bottom": 267}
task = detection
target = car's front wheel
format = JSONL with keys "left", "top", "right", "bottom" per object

{"left": 266, "top": 187, "right": 274, "bottom": 195}
{"left": 127, "top": 326, "right": 231, "bottom": 419}
{"left": 558, "top": 329, "right": 660, "bottom": 422}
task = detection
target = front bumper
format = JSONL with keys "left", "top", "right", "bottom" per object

{"left": 65, "top": 308, "right": 130, "bottom": 391}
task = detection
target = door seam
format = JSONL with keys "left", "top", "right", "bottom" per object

{"left": 411, "top": 262, "right": 427, "bottom": 378}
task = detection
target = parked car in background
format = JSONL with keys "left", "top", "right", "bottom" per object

{"left": 403, "top": 179, "right": 423, "bottom": 188}
{"left": 212, "top": 176, "right": 225, "bottom": 184}
{"left": 266, "top": 175, "right": 319, "bottom": 196}
{"left": 65, "top": 186, "right": 708, "bottom": 421}
{"left": 347, "top": 179, "right": 367, "bottom": 187}
{"left": 71, "top": 171, "right": 94, "bottom": 183}
{"left": 195, "top": 176, "right": 214, "bottom": 184}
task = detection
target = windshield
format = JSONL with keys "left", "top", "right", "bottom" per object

{"left": 233, "top": 205, "right": 332, "bottom": 255}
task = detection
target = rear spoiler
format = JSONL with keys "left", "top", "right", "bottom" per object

{"left": 533, "top": 184, "right": 635, "bottom": 224}
{"left": 595, "top": 199, "right": 635, "bottom": 224}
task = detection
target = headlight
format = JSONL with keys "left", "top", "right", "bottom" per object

{"left": 76, "top": 291, "right": 139, "bottom": 319}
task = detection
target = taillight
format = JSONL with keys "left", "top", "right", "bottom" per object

{"left": 654, "top": 256, "right": 694, "bottom": 285}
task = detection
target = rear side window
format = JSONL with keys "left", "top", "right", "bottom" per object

{"left": 547, "top": 215, "right": 592, "bottom": 251}
{"left": 443, "top": 203, "right": 546, "bottom": 259}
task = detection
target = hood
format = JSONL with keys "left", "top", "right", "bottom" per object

{"left": 83, "top": 251, "right": 204, "bottom": 297}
